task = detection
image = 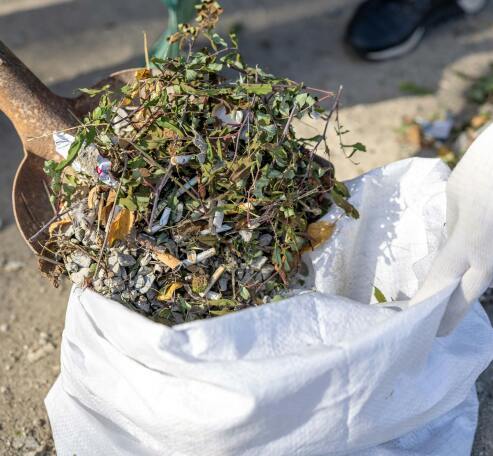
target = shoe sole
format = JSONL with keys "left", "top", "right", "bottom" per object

{"left": 360, "top": 0, "right": 487, "bottom": 61}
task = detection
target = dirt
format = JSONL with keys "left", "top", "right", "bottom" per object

{"left": 0, "top": 0, "right": 492, "bottom": 454}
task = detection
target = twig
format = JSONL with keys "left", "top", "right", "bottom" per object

{"left": 42, "top": 180, "right": 57, "bottom": 215}
{"left": 302, "top": 85, "right": 343, "bottom": 185}
{"left": 278, "top": 104, "right": 297, "bottom": 145}
{"left": 143, "top": 31, "right": 150, "bottom": 70}
{"left": 28, "top": 208, "right": 72, "bottom": 242}
{"left": 148, "top": 163, "right": 173, "bottom": 230}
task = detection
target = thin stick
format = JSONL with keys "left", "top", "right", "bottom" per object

{"left": 302, "top": 85, "right": 343, "bottom": 185}
{"left": 42, "top": 180, "right": 57, "bottom": 215}
{"left": 148, "top": 163, "right": 173, "bottom": 230}
{"left": 278, "top": 104, "right": 297, "bottom": 145}
{"left": 143, "top": 31, "right": 150, "bottom": 70}
{"left": 28, "top": 208, "right": 72, "bottom": 242}
{"left": 36, "top": 255, "right": 64, "bottom": 267}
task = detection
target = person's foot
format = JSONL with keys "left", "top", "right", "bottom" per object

{"left": 345, "top": 0, "right": 487, "bottom": 61}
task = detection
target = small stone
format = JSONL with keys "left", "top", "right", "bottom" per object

{"left": 64, "top": 225, "right": 75, "bottom": 238}
{"left": 140, "top": 253, "right": 152, "bottom": 267}
{"left": 33, "top": 418, "right": 46, "bottom": 428}
{"left": 136, "top": 296, "right": 150, "bottom": 313}
{"left": 3, "top": 260, "right": 25, "bottom": 272}
{"left": 135, "top": 273, "right": 155, "bottom": 295}
{"left": 239, "top": 230, "right": 253, "bottom": 242}
{"left": 65, "top": 262, "right": 78, "bottom": 273}
{"left": 146, "top": 289, "right": 157, "bottom": 300}
{"left": 150, "top": 301, "right": 163, "bottom": 312}
{"left": 259, "top": 233, "right": 273, "bottom": 246}
{"left": 71, "top": 251, "right": 92, "bottom": 268}
{"left": 109, "top": 260, "right": 121, "bottom": 276}
{"left": 22, "top": 435, "right": 39, "bottom": 451}
{"left": 261, "top": 265, "right": 275, "bottom": 280}
{"left": 218, "top": 276, "right": 229, "bottom": 292}
{"left": 104, "top": 277, "right": 125, "bottom": 293}
{"left": 251, "top": 256, "right": 268, "bottom": 271}
{"left": 26, "top": 342, "right": 56, "bottom": 363}
{"left": 12, "top": 436, "right": 25, "bottom": 450}
{"left": 0, "top": 323, "right": 9, "bottom": 333}
{"left": 70, "top": 268, "right": 91, "bottom": 286}
{"left": 206, "top": 291, "right": 222, "bottom": 300}
{"left": 120, "top": 291, "right": 131, "bottom": 301}
{"left": 92, "top": 279, "right": 104, "bottom": 292}
{"left": 74, "top": 227, "right": 85, "bottom": 242}
{"left": 117, "top": 252, "right": 136, "bottom": 267}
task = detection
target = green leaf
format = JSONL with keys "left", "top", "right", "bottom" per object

{"left": 156, "top": 119, "right": 184, "bottom": 137}
{"left": 373, "top": 286, "right": 387, "bottom": 303}
{"left": 206, "top": 63, "right": 223, "bottom": 72}
{"left": 78, "top": 84, "right": 110, "bottom": 97}
{"left": 333, "top": 180, "right": 350, "bottom": 197}
{"left": 211, "top": 33, "right": 227, "bottom": 48}
{"left": 240, "top": 83, "right": 273, "bottom": 95}
{"left": 272, "top": 245, "right": 282, "bottom": 267}
{"left": 55, "top": 135, "right": 83, "bottom": 172}
{"left": 118, "top": 196, "right": 137, "bottom": 211}
{"left": 346, "top": 142, "right": 366, "bottom": 159}
{"left": 210, "top": 298, "right": 236, "bottom": 308}
{"left": 185, "top": 69, "right": 198, "bottom": 81}
{"left": 256, "top": 112, "right": 271, "bottom": 125}
{"left": 399, "top": 81, "right": 433, "bottom": 96}
{"left": 240, "top": 286, "right": 250, "bottom": 300}
{"left": 295, "top": 93, "right": 308, "bottom": 108}
{"left": 135, "top": 194, "right": 151, "bottom": 211}
{"left": 331, "top": 190, "right": 359, "bottom": 219}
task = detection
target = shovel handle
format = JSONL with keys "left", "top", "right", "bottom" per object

{"left": 0, "top": 40, "right": 73, "bottom": 161}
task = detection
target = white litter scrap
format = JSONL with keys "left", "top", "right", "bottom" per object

{"left": 46, "top": 126, "right": 493, "bottom": 456}
{"left": 53, "top": 131, "right": 117, "bottom": 186}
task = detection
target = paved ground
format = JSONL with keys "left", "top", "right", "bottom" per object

{"left": 0, "top": 0, "right": 492, "bottom": 454}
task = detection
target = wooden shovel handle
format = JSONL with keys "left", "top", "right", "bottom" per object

{"left": 0, "top": 40, "right": 74, "bottom": 161}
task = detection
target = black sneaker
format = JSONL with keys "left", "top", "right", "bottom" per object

{"left": 345, "top": 0, "right": 486, "bottom": 61}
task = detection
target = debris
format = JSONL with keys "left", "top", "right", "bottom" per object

{"left": 3, "top": 260, "right": 25, "bottom": 272}
{"left": 417, "top": 117, "right": 454, "bottom": 141}
{"left": 39, "top": 0, "right": 360, "bottom": 325}
{"left": 26, "top": 342, "right": 56, "bottom": 363}
{"left": 306, "top": 221, "right": 336, "bottom": 249}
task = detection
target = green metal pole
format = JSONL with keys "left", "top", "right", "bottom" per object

{"left": 151, "top": 0, "right": 199, "bottom": 60}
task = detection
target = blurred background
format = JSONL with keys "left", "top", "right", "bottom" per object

{"left": 0, "top": 0, "right": 492, "bottom": 454}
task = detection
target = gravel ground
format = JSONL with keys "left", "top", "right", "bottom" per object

{"left": 0, "top": 0, "right": 492, "bottom": 454}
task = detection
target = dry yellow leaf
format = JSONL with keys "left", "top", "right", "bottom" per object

{"left": 306, "top": 221, "right": 335, "bottom": 249}
{"left": 406, "top": 123, "right": 422, "bottom": 147}
{"left": 471, "top": 114, "right": 489, "bottom": 130}
{"left": 154, "top": 251, "right": 181, "bottom": 270}
{"left": 157, "top": 282, "right": 183, "bottom": 301}
{"left": 87, "top": 186, "right": 99, "bottom": 209}
{"left": 107, "top": 208, "right": 135, "bottom": 247}
{"left": 48, "top": 218, "right": 71, "bottom": 236}
{"left": 101, "top": 190, "right": 117, "bottom": 226}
